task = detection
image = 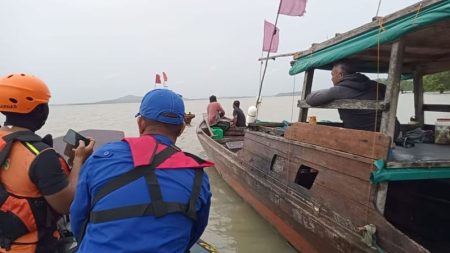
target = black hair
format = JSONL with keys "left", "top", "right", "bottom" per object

{"left": 233, "top": 100, "right": 240, "bottom": 108}
{"left": 333, "top": 60, "right": 356, "bottom": 75}
{"left": 209, "top": 95, "right": 217, "bottom": 102}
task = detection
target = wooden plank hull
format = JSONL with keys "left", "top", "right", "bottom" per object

{"left": 197, "top": 126, "right": 429, "bottom": 253}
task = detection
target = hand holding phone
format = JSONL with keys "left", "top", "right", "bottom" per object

{"left": 63, "top": 129, "right": 90, "bottom": 148}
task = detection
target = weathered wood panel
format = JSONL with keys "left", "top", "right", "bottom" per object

{"left": 368, "top": 209, "right": 429, "bottom": 253}
{"left": 284, "top": 123, "right": 390, "bottom": 160}
{"left": 298, "top": 99, "right": 388, "bottom": 111}
{"left": 198, "top": 129, "right": 429, "bottom": 253}
{"left": 212, "top": 142, "right": 371, "bottom": 252}
{"left": 380, "top": 39, "right": 405, "bottom": 139}
{"left": 245, "top": 131, "right": 374, "bottom": 181}
{"left": 242, "top": 133, "right": 375, "bottom": 225}
{"left": 244, "top": 133, "right": 372, "bottom": 180}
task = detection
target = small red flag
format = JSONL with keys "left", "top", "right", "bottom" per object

{"left": 155, "top": 74, "right": 161, "bottom": 84}
{"left": 162, "top": 72, "right": 168, "bottom": 82}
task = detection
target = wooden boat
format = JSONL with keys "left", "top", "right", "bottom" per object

{"left": 185, "top": 112, "right": 196, "bottom": 125}
{"left": 197, "top": 1, "right": 450, "bottom": 252}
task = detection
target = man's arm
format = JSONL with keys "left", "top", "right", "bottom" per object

{"left": 45, "top": 139, "right": 95, "bottom": 214}
{"left": 69, "top": 155, "right": 94, "bottom": 241}
{"left": 218, "top": 103, "right": 225, "bottom": 117}
{"left": 305, "top": 88, "right": 337, "bottom": 106}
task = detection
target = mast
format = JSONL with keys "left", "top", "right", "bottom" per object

{"left": 255, "top": 0, "right": 283, "bottom": 117}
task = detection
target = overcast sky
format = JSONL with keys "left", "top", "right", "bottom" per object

{"left": 1, "top": 0, "right": 419, "bottom": 104}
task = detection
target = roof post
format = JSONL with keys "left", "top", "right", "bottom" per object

{"left": 376, "top": 39, "right": 404, "bottom": 215}
{"left": 413, "top": 68, "right": 424, "bottom": 126}
{"left": 380, "top": 39, "right": 405, "bottom": 138}
{"left": 298, "top": 69, "right": 314, "bottom": 122}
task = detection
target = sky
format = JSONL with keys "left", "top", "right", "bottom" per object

{"left": 0, "top": 0, "right": 420, "bottom": 104}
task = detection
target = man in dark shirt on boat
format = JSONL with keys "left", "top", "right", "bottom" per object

{"left": 232, "top": 100, "right": 246, "bottom": 127}
{"left": 306, "top": 61, "right": 399, "bottom": 137}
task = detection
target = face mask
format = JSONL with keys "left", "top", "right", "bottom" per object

{"left": 3, "top": 103, "right": 49, "bottom": 132}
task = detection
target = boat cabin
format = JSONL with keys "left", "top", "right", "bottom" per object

{"left": 289, "top": 0, "right": 450, "bottom": 251}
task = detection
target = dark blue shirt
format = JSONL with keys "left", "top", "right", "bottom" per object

{"left": 70, "top": 135, "right": 211, "bottom": 253}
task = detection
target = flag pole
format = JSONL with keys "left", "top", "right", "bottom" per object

{"left": 255, "top": 0, "right": 282, "bottom": 117}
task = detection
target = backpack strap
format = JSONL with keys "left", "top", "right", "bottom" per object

{"left": 0, "top": 131, "right": 42, "bottom": 167}
{"left": 88, "top": 168, "right": 204, "bottom": 223}
{"left": 91, "top": 145, "right": 177, "bottom": 205}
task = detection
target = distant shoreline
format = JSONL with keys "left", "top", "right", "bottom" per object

{"left": 52, "top": 91, "right": 449, "bottom": 106}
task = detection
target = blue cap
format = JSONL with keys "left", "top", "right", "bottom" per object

{"left": 136, "top": 89, "right": 185, "bottom": 125}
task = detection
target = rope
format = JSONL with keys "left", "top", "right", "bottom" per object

{"left": 412, "top": 2, "right": 423, "bottom": 25}
{"left": 377, "top": 17, "right": 386, "bottom": 31}
{"left": 365, "top": 0, "right": 386, "bottom": 229}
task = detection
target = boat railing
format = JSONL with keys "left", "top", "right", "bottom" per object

{"left": 297, "top": 99, "right": 389, "bottom": 111}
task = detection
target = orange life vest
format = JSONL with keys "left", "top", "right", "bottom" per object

{"left": 0, "top": 130, "right": 70, "bottom": 253}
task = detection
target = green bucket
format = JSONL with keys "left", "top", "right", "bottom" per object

{"left": 211, "top": 127, "right": 224, "bottom": 140}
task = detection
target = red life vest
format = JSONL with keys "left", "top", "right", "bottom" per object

{"left": 0, "top": 131, "right": 70, "bottom": 253}
{"left": 77, "top": 135, "right": 213, "bottom": 241}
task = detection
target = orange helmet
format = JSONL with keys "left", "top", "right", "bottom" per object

{"left": 0, "top": 73, "right": 51, "bottom": 114}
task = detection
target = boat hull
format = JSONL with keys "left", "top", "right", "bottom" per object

{"left": 197, "top": 125, "right": 429, "bottom": 253}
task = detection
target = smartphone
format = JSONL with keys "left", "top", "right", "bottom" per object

{"left": 63, "top": 129, "right": 90, "bottom": 148}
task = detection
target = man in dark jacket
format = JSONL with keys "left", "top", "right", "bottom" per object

{"left": 306, "top": 61, "right": 388, "bottom": 132}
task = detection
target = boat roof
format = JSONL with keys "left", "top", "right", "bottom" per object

{"left": 289, "top": 0, "right": 450, "bottom": 75}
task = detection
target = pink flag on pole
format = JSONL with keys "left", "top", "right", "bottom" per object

{"left": 279, "top": 0, "right": 306, "bottom": 16}
{"left": 162, "top": 72, "right": 168, "bottom": 82}
{"left": 155, "top": 74, "right": 161, "bottom": 84}
{"left": 263, "top": 20, "right": 279, "bottom": 53}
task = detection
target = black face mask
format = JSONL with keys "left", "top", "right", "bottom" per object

{"left": 2, "top": 103, "right": 49, "bottom": 132}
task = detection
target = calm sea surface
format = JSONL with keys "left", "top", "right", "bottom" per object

{"left": 1, "top": 93, "right": 449, "bottom": 253}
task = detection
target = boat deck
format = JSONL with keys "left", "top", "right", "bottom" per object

{"left": 387, "top": 144, "right": 450, "bottom": 168}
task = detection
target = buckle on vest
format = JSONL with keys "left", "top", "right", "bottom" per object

{"left": 148, "top": 201, "right": 167, "bottom": 218}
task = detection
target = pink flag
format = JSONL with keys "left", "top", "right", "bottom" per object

{"left": 263, "top": 20, "right": 279, "bottom": 53}
{"left": 279, "top": 0, "right": 306, "bottom": 16}
{"left": 155, "top": 74, "right": 161, "bottom": 84}
{"left": 162, "top": 72, "right": 168, "bottom": 82}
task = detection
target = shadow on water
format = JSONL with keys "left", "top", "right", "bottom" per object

{"left": 203, "top": 167, "right": 297, "bottom": 253}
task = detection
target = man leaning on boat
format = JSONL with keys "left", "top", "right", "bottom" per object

{"left": 306, "top": 60, "right": 399, "bottom": 138}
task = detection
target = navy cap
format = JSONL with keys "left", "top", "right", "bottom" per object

{"left": 136, "top": 89, "right": 185, "bottom": 125}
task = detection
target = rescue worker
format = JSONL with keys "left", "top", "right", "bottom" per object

{"left": 70, "top": 88, "right": 213, "bottom": 253}
{"left": 0, "top": 73, "right": 95, "bottom": 253}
